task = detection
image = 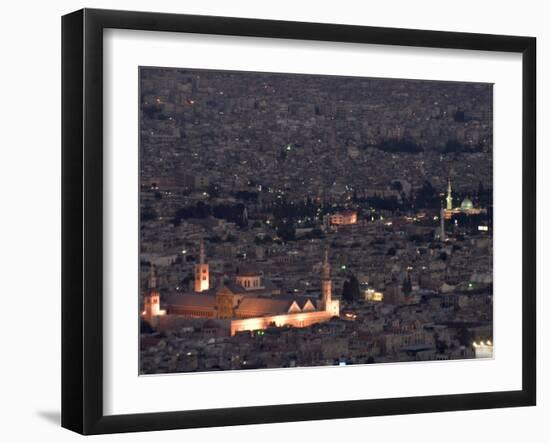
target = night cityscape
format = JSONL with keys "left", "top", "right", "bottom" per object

{"left": 139, "top": 67, "right": 494, "bottom": 374}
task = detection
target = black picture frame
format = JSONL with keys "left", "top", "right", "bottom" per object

{"left": 62, "top": 8, "right": 536, "bottom": 435}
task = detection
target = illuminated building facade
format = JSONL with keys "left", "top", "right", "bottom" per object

{"left": 364, "top": 289, "right": 384, "bottom": 302}
{"left": 473, "top": 340, "right": 493, "bottom": 358}
{"left": 227, "top": 249, "right": 339, "bottom": 334}
{"left": 330, "top": 210, "right": 357, "bottom": 226}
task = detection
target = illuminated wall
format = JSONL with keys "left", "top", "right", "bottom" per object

{"left": 230, "top": 310, "right": 334, "bottom": 336}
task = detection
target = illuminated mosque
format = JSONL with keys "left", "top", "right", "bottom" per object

{"left": 142, "top": 242, "right": 340, "bottom": 336}
{"left": 436, "top": 178, "right": 487, "bottom": 241}
{"left": 443, "top": 178, "right": 483, "bottom": 220}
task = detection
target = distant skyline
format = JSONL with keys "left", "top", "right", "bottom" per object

{"left": 140, "top": 67, "right": 493, "bottom": 197}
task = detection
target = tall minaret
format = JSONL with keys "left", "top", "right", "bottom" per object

{"left": 321, "top": 249, "right": 332, "bottom": 311}
{"left": 446, "top": 178, "right": 453, "bottom": 210}
{"left": 148, "top": 264, "right": 157, "bottom": 289}
{"left": 194, "top": 239, "right": 209, "bottom": 293}
{"left": 143, "top": 265, "right": 165, "bottom": 319}
{"left": 440, "top": 205, "right": 446, "bottom": 241}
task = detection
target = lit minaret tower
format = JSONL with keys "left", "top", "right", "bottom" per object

{"left": 446, "top": 178, "right": 453, "bottom": 210}
{"left": 440, "top": 205, "right": 446, "bottom": 241}
{"left": 194, "top": 239, "right": 209, "bottom": 293}
{"left": 142, "top": 265, "right": 165, "bottom": 319}
{"left": 321, "top": 249, "right": 332, "bottom": 311}
{"left": 148, "top": 264, "right": 157, "bottom": 288}
{"left": 320, "top": 249, "right": 340, "bottom": 316}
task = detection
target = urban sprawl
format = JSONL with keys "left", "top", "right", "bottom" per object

{"left": 139, "top": 68, "right": 494, "bottom": 374}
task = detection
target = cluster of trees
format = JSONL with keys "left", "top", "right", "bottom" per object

{"left": 363, "top": 195, "right": 404, "bottom": 212}
{"left": 361, "top": 135, "right": 490, "bottom": 156}
{"left": 275, "top": 219, "right": 296, "bottom": 242}
{"left": 233, "top": 190, "right": 258, "bottom": 202}
{"left": 141, "top": 206, "right": 158, "bottom": 222}
{"left": 414, "top": 180, "right": 441, "bottom": 209}
{"left": 402, "top": 273, "right": 413, "bottom": 296}
{"left": 450, "top": 210, "right": 492, "bottom": 232}
{"left": 265, "top": 199, "right": 330, "bottom": 242}
{"left": 443, "top": 139, "right": 485, "bottom": 154}
{"left": 342, "top": 275, "right": 361, "bottom": 302}
{"left": 149, "top": 178, "right": 492, "bottom": 234}
{"left": 352, "top": 179, "right": 492, "bottom": 213}
{"left": 269, "top": 197, "right": 322, "bottom": 222}
{"left": 172, "top": 202, "right": 247, "bottom": 227}
{"left": 354, "top": 180, "right": 440, "bottom": 211}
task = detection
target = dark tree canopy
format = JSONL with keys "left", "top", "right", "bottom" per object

{"left": 342, "top": 274, "right": 361, "bottom": 302}
{"left": 402, "top": 273, "right": 412, "bottom": 297}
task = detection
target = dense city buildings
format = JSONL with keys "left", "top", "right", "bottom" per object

{"left": 139, "top": 67, "right": 493, "bottom": 374}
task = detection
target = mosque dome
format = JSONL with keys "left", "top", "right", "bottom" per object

{"left": 460, "top": 198, "right": 474, "bottom": 211}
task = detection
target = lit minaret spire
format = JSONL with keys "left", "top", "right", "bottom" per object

{"left": 320, "top": 249, "right": 339, "bottom": 317}
{"left": 199, "top": 239, "right": 205, "bottom": 264}
{"left": 143, "top": 264, "right": 165, "bottom": 319}
{"left": 440, "top": 205, "right": 446, "bottom": 241}
{"left": 323, "top": 249, "right": 331, "bottom": 279}
{"left": 194, "top": 239, "right": 209, "bottom": 293}
{"left": 321, "top": 249, "right": 332, "bottom": 311}
{"left": 148, "top": 264, "right": 157, "bottom": 289}
{"left": 446, "top": 178, "right": 453, "bottom": 210}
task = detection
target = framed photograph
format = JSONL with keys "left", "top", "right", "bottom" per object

{"left": 62, "top": 8, "right": 536, "bottom": 435}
